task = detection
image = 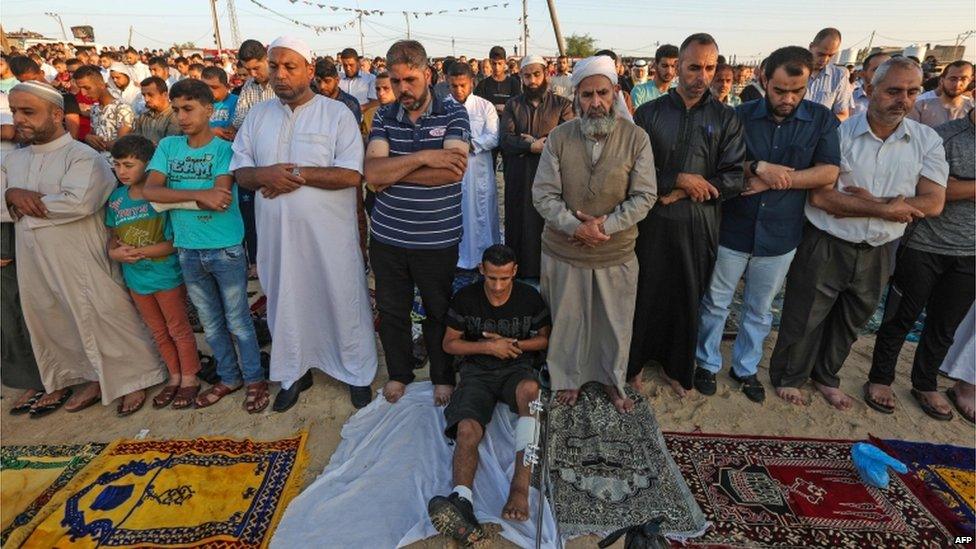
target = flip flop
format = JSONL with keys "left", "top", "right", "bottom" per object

{"left": 10, "top": 391, "right": 43, "bottom": 415}
{"left": 117, "top": 393, "right": 146, "bottom": 417}
{"left": 64, "top": 392, "right": 101, "bottom": 414}
{"left": 862, "top": 383, "right": 894, "bottom": 414}
{"left": 911, "top": 388, "right": 953, "bottom": 421}
{"left": 947, "top": 388, "right": 975, "bottom": 425}
{"left": 28, "top": 388, "right": 73, "bottom": 419}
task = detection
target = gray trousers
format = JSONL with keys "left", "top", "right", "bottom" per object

{"left": 769, "top": 226, "right": 889, "bottom": 389}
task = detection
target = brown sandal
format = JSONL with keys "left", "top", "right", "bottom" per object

{"left": 153, "top": 385, "right": 180, "bottom": 409}
{"left": 194, "top": 383, "right": 242, "bottom": 409}
{"left": 244, "top": 381, "right": 270, "bottom": 414}
{"left": 172, "top": 385, "right": 201, "bottom": 410}
{"left": 117, "top": 391, "right": 146, "bottom": 417}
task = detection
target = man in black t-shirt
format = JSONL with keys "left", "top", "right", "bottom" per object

{"left": 427, "top": 245, "right": 550, "bottom": 545}
{"left": 474, "top": 46, "right": 522, "bottom": 114}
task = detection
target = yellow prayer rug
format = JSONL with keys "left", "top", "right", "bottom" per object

{"left": 1, "top": 443, "right": 107, "bottom": 547}
{"left": 18, "top": 433, "right": 307, "bottom": 548}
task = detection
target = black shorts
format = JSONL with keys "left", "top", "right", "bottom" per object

{"left": 443, "top": 362, "right": 539, "bottom": 439}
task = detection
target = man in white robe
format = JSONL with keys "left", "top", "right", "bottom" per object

{"left": 446, "top": 62, "right": 501, "bottom": 269}
{"left": 231, "top": 37, "right": 378, "bottom": 411}
{"left": 3, "top": 81, "right": 165, "bottom": 414}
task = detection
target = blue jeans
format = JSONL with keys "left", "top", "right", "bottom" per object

{"left": 178, "top": 244, "right": 263, "bottom": 385}
{"left": 696, "top": 246, "right": 795, "bottom": 377}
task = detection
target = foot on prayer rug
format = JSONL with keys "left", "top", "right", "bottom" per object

{"left": 664, "top": 432, "right": 958, "bottom": 547}
{"left": 547, "top": 382, "right": 708, "bottom": 540}
{"left": 18, "top": 433, "right": 307, "bottom": 547}
{"left": 1, "top": 443, "right": 107, "bottom": 547}
{"left": 873, "top": 436, "right": 976, "bottom": 538}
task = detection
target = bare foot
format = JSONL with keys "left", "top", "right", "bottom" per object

{"left": 661, "top": 372, "right": 687, "bottom": 398}
{"left": 118, "top": 389, "right": 146, "bottom": 415}
{"left": 950, "top": 381, "right": 976, "bottom": 423}
{"left": 814, "top": 382, "right": 853, "bottom": 411}
{"left": 501, "top": 486, "right": 530, "bottom": 521}
{"left": 383, "top": 380, "right": 406, "bottom": 403}
{"left": 775, "top": 386, "right": 806, "bottom": 406}
{"left": 12, "top": 389, "right": 41, "bottom": 408}
{"left": 65, "top": 382, "right": 101, "bottom": 411}
{"left": 916, "top": 390, "right": 953, "bottom": 417}
{"left": 628, "top": 375, "right": 645, "bottom": 393}
{"left": 33, "top": 388, "right": 69, "bottom": 409}
{"left": 604, "top": 384, "right": 634, "bottom": 413}
{"left": 434, "top": 384, "right": 454, "bottom": 406}
{"left": 865, "top": 382, "right": 896, "bottom": 410}
{"left": 556, "top": 389, "right": 579, "bottom": 406}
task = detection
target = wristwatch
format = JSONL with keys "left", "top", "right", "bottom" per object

{"left": 749, "top": 160, "right": 760, "bottom": 175}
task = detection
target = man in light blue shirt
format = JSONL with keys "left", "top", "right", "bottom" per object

{"left": 631, "top": 44, "right": 678, "bottom": 108}
{"left": 339, "top": 47, "right": 378, "bottom": 112}
{"left": 806, "top": 27, "right": 853, "bottom": 121}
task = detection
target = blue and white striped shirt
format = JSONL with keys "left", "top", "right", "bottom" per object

{"left": 369, "top": 96, "right": 471, "bottom": 249}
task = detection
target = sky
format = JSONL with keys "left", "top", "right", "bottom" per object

{"left": 3, "top": 0, "right": 974, "bottom": 63}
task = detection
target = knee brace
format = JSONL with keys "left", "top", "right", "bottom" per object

{"left": 514, "top": 416, "right": 538, "bottom": 453}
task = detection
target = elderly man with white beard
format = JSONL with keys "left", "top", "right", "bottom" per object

{"left": 532, "top": 56, "right": 657, "bottom": 412}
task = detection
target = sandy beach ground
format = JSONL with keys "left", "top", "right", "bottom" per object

{"left": 3, "top": 328, "right": 972, "bottom": 548}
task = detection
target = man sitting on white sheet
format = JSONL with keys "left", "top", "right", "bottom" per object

{"left": 428, "top": 244, "right": 551, "bottom": 545}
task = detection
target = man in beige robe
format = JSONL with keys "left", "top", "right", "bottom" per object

{"left": 532, "top": 56, "right": 657, "bottom": 413}
{"left": 3, "top": 81, "right": 165, "bottom": 414}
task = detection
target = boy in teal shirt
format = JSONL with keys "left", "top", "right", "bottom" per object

{"left": 142, "top": 79, "right": 267, "bottom": 413}
{"left": 107, "top": 135, "right": 202, "bottom": 411}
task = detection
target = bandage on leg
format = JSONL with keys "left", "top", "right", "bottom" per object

{"left": 514, "top": 416, "right": 539, "bottom": 453}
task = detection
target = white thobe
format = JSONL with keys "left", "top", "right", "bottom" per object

{"left": 449, "top": 94, "right": 501, "bottom": 269}
{"left": 230, "top": 95, "right": 377, "bottom": 388}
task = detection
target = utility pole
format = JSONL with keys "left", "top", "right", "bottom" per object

{"left": 127, "top": 26, "right": 133, "bottom": 48}
{"left": 452, "top": 37, "right": 456, "bottom": 57}
{"left": 226, "top": 0, "right": 242, "bottom": 48}
{"left": 44, "top": 12, "right": 68, "bottom": 41}
{"left": 866, "top": 30, "right": 876, "bottom": 54}
{"left": 358, "top": 12, "right": 365, "bottom": 55}
{"left": 521, "top": 0, "right": 528, "bottom": 56}
{"left": 404, "top": 12, "right": 411, "bottom": 40}
{"left": 209, "top": 0, "right": 223, "bottom": 52}
{"left": 545, "top": 0, "right": 565, "bottom": 56}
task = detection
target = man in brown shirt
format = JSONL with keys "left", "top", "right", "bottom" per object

{"left": 533, "top": 56, "right": 657, "bottom": 413}
{"left": 132, "top": 76, "right": 179, "bottom": 145}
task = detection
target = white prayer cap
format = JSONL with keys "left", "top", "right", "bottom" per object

{"left": 109, "top": 62, "right": 131, "bottom": 77}
{"left": 520, "top": 54, "right": 546, "bottom": 70}
{"left": 11, "top": 80, "right": 64, "bottom": 110}
{"left": 633, "top": 59, "right": 648, "bottom": 67}
{"left": 268, "top": 36, "right": 313, "bottom": 65}
{"left": 571, "top": 55, "right": 618, "bottom": 88}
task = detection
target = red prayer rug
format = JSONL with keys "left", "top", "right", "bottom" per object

{"left": 663, "top": 432, "right": 955, "bottom": 548}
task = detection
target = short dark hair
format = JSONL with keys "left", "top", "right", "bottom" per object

{"left": 148, "top": 56, "right": 169, "bottom": 70}
{"left": 200, "top": 66, "right": 229, "bottom": 86}
{"left": 654, "top": 44, "right": 679, "bottom": 61}
{"left": 374, "top": 71, "right": 390, "bottom": 80}
{"left": 679, "top": 33, "right": 717, "bottom": 54}
{"left": 862, "top": 52, "right": 889, "bottom": 73}
{"left": 714, "top": 63, "right": 733, "bottom": 76}
{"left": 66, "top": 58, "right": 81, "bottom": 70}
{"left": 481, "top": 244, "right": 517, "bottom": 267}
{"left": 140, "top": 76, "right": 168, "bottom": 93}
{"left": 595, "top": 49, "right": 618, "bottom": 61}
{"left": 175, "top": 56, "right": 189, "bottom": 65}
{"left": 339, "top": 48, "right": 358, "bottom": 60}
{"left": 447, "top": 61, "right": 473, "bottom": 79}
{"left": 188, "top": 63, "right": 205, "bottom": 73}
{"left": 315, "top": 59, "right": 339, "bottom": 79}
{"left": 387, "top": 40, "right": 428, "bottom": 69}
{"left": 812, "top": 27, "right": 842, "bottom": 44}
{"left": 125, "top": 46, "right": 138, "bottom": 55}
{"left": 763, "top": 46, "right": 814, "bottom": 81}
{"left": 238, "top": 39, "right": 267, "bottom": 62}
{"left": 942, "top": 60, "right": 975, "bottom": 77}
{"left": 72, "top": 64, "right": 104, "bottom": 81}
{"left": 488, "top": 46, "right": 506, "bottom": 61}
{"left": 8, "top": 56, "right": 40, "bottom": 77}
{"left": 169, "top": 77, "right": 214, "bottom": 104}
{"left": 111, "top": 134, "right": 156, "bottom": 162}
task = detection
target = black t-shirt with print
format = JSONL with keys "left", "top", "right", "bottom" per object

{"left": 474, "top": 75, "right": 523, "bottom": 108}
{"left": 446, "top": 281, "right": 550, "bottom": 370}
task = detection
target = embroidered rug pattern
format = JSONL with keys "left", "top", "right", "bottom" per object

{"left": 664, "top": 432, "right": 954, "bottom": 548}
{"left": 19, "top": 433, "right": 307, "bottom": 548}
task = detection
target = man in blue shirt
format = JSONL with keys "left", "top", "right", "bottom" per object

{"left": 695, "top": 46, "right": 841, "bottom": 403}
{"left": 365, "top": 40, "right": 471, "bottom": 407}
{"left": 314, "top": 59, "right": 363, "bottom": 125}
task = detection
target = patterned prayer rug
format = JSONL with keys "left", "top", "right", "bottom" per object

{"left": 664, "top": 433, "right": 955, "bottom": 548}
{"left": 547, "top": 383, "right": 708, "bottom": 539}
{"left": 874, "top": 437, "right": 975, "bottom": 537}
{"left": 1, "top": 443, "right": 107, "bottom": 547}
{"left": 18, "top": 433, "right": 307, "bottom": 548}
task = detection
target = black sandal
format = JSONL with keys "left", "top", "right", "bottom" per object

{"left": 863, "top": 383, "right": 894, "bottom": 414}
{"left": 10, "top": 391, "right": 43, "bottom": 415}
{"left": 947, "top": 388, "right": 974, "bottom": 425}
{"left": 911, "top": 388, "right": 953, "bottom": 421}
{"left": 28, "top": 388, "right": 73, "bottom": 419}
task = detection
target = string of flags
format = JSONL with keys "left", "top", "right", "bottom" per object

{"left": 287, "top": 0, "right": 511, "bottom": 18}
{"left": 248, "top": 0, "right": 358, "bottom": 33}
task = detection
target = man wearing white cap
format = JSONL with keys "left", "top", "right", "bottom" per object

{"left": 532, "top": 55, "right": 657, "bottom": 412}
{"left": 109, "top": 62, "right": 145, "bottom": 114}
{"left": 231, "top": 36, "right": 378, "bottom": 411}
{"left": 500, "top": 54, "right": 574, "bottom": 279}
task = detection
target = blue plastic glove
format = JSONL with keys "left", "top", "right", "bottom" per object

{"left": 851, "top": 442, "right": 908, "bottom": 489}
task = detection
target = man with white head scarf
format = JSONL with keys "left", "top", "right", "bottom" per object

{"left": 532, "top": 55, "right": 657, "bottom": 412}
{"left": 231, "top": 36, "right": 378, "bottom": 411}
{"left": 109, "top": 62, "right": 145, "bottom": 113}
{"left": 500, "top": 54, "right": 574, "bottom": 279}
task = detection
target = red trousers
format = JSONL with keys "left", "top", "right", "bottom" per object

{"left": 130, "top": 285, "right": 201, "bottom": 377}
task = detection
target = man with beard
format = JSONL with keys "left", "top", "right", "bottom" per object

{"left": 806, "top": 28, "right": 853, "bottom": 121}
{"left": 710, "top": 63, "right": 741, "bottom": 107}
{"left": 314, "top": 59, "right": 362, "bottom": 124}
{"left": 475, "top": 46, "right": 521, "bottom": 114}
{"left": 696, "top": 47, "right": 840, "bottom": 404}
{"left": 549, "top": 55, "right": 573, "bottom": 99}
{"left": 632, "top": 44, "right": 679, "bottom": 108}
{"left": 771, "top": 57, "right": 947, "bottom": 409}
{"left": 364, "top": 40, "right": 471, "bottom": 406}
{"left": 500, "top": 55, "right": 574, "bottom": 279}
{"left": 132, "top": 77, "right": 180, "bottom": 145}
{"left": 629, "top": 33, "right": 745, "bottom": 396}
{"left": 231, "top": 36, "right": 378, "bottom": 410}
{"left": 447, "top": 62, "right": 501, "bottom": 270}
{"left": 3, "top": 81, "right": 166, "bottom": 415}
{"left": 909, "top": 61, "right": 973, "bottom": 128}
{"left": 533, "top": 55, "right": 657, "bottom": 411}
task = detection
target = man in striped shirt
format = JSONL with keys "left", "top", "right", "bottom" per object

{"left": 365, "top": 40, "right": 472, "bottom": 406}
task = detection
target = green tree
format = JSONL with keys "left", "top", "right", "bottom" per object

{"left": 173, "top": 41, "right": 196, "bottom": 50}
{"left": 565, "top": 33, "right": 597, "bottom": 58}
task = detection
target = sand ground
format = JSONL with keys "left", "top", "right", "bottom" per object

{"left": 3, "top": 330, "right": 972, "bottom": 548}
